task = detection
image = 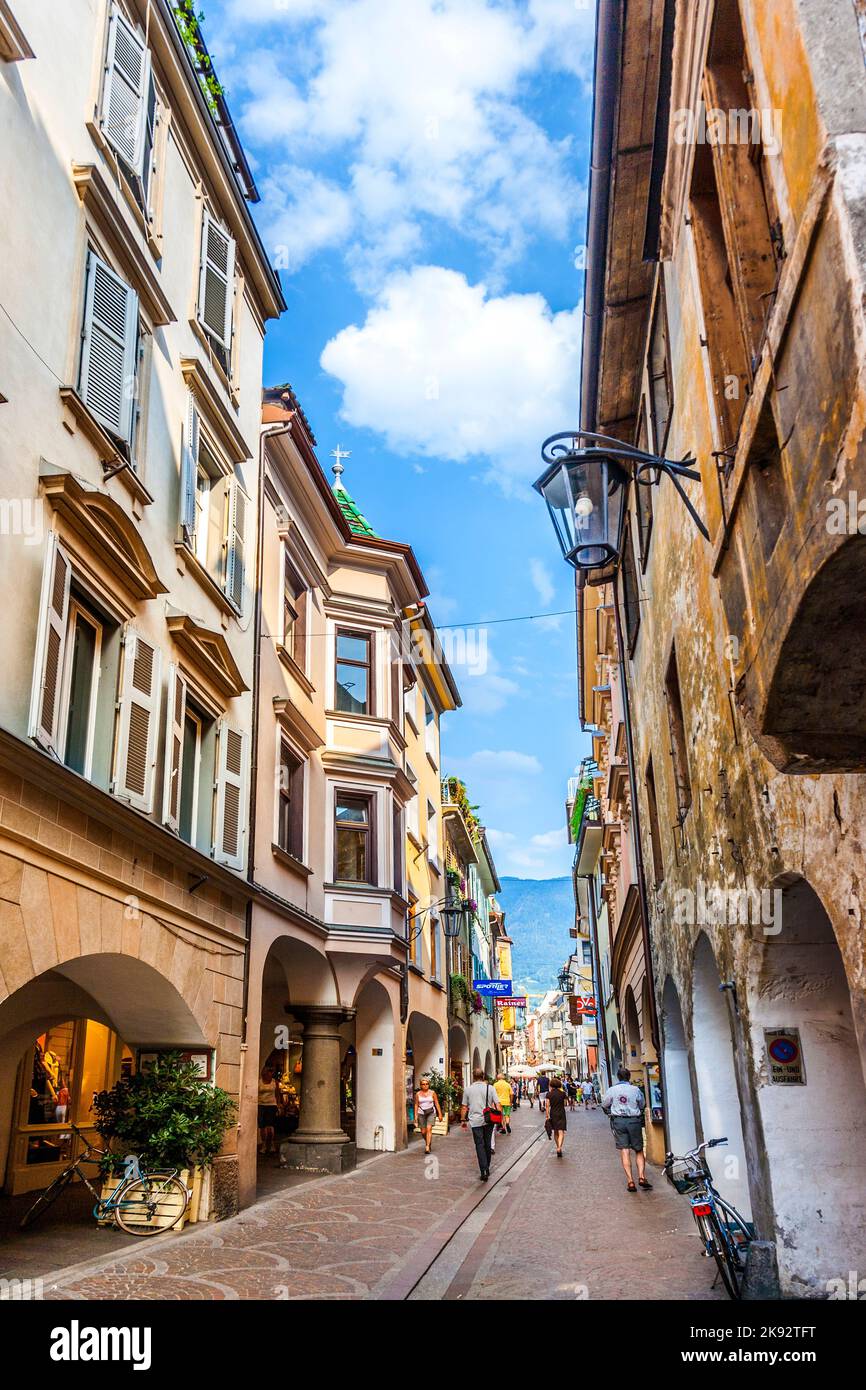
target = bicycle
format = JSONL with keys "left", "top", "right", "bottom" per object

{"left": 664, "top": 1136, "right": 754, "bottom": 1299}
{"left": 19, "top": 1123, "right": 190, "bottom": 1236}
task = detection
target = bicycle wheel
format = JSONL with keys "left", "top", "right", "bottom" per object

{"left": 113, "top": 1174, "right": 189, "bottom": 1236}
{"left": 696, "top": 1210, "right": 744, "bottom": 1299}
{"left": 19, "top": 1169, "right": 73, "bottom": 1229}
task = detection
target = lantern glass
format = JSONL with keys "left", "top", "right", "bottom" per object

{"left": 442, "top": 903, "right": 464, "bottom": 938}
{"left": 558, "top": 969, "right": 571, "bottom": 992}
{"left": 535, "top": 450, "right": 628, "bottom": 575}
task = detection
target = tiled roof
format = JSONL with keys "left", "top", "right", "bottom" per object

{"left": 334, "top": 485, "right": 377, "bottom": 538}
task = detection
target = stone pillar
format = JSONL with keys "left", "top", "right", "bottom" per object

{"left": 284, "top": 1006, "right": 356, "bottom": 1174}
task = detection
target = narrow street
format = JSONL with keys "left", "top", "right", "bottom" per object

{"left": 34, "top": 1104, "right": 721, "bottom": 1302}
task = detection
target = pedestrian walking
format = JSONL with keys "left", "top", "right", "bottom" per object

{"left": 545, "top": 1076, "right": 568, "bottom": 1157}
{"left": 565, "top": 1076, "right": 577, "bottom": 1110}
{"left": 601, "top": 1066, "right": 653, "bottom": 1192}
{"left": 461, "top": 1068, "right": 501, "bottom": 1181}
{"left": 583, "top": 1081, "right": 594, "bottom": 1110}
{"left": 414, "top": 1076, "right": 442, "bottom": 1155}
{"left": 493, "top": 1073, "right": 513, "bottom": 1134}
{"left": 537, "top": 1071, "right": 550, "bottom": 1123}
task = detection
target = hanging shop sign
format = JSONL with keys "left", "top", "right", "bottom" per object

{"left": 574, "top": 995, "right": 597, "bottom": 1015}
{"left": 495, "top": 996, "right": 526, "bottom": 1008}
{"left": 765, "top": 1028, "right": 805, "bottom": 1084}
{"left": 136, "top": 1048, "right": 214, "bottom": 1080}
{"left": 473, "top": 978, "right": 513, "bottom": 996}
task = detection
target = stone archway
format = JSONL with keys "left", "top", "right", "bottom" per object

{"left": 747, "top": 876, "right": 866, "bottom": 1293}
{"left": 0, "top": 953, "right": 210, "bottom": 1196}
{"left": 448, "top": 1024, "right": 469, "bottom": 1094}
{"left": 661, "top": 976, "right": 696, "bottom": 1157}
{"left": 692, "top": 933, "right": 752, "bottom": 1217}
{"left": 610, "top": 1029, "right": 622, "bottom": 1073}
{"left": 472, "top": 1046, "right": 482, "bottom": 1076}
{"left": 483, "top": 1049, "right": 493, "bottom": 1080}
{"left": 623, "top": 987, "right": 641, "bottom": 1067}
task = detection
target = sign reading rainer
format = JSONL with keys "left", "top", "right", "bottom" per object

{"left": 765, "top": 1028, "right": 806, "bottom": 1084}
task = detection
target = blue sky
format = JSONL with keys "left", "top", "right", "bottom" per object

{"left": 205, "top": 0, "right": 597, "bottom": 876}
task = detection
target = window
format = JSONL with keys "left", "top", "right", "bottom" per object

{"left": 403, "top": 679, "right": 417, "bottom": 729}
{"left": 645, "top": 754, "right": 665, "bottom": 886}
{"left": 162, "top": 666, "right": 211, "bottom": 848}
{"left": 664, "top": 645, "right": 692, "bottom": 821}
{"left": 407, "top": 899, "right": 421, "bottom": 967}
{"left": 582, "top": 940, "right": 593, "bottom": 968}
{"left": 426, "top": 800, "right": 439, "bottom": 872}
{"left": 335, "top": 792, "right": 375, "bottom": 884}
{"left": 335, "top": 630, "right": 372, "bottom": 715}
{"left": 214, "top": 722, "right": 246, "bottom": 869}
{"left": 78, "top": 249, "right": 139, "bottom": 447}
{"left": 390, "top": 646, "right": 402, "bottom": 730}
{"left": 178, "top": 706, "right": 202, "bottom": 846}
{"left": 58, "top": 598, "right": 103, "bottom": 777}
{"left": 114, "top": 627, "right": 162, "bottom": 812}
{"left": 423, "top": 692, "right": 437, "bottom": 764}
{"left": 282, "top": 556, "right": 307, "bottom": 670}
{"left": 278, "top": 741, "right": 305, "bottom": 861}
{"left": 430, "top": 916, "right": 441, "bottom": 982}
{"left": 406, "top": 770, "right": 420, "bottom": 841}
{"left": 99, "top": 4, "right": 158, "bottom": 215}
{"left": 179, "top": 394, "right": 245, "bottom": 610}
{"left": 648, "top": 284, "right": 672, "bottom": 455}
{"left": 197, "top": 209, "right": 236, "bottom": 368}
{"left": 620, "top": 519, "right": 640, "bottom": 653}
{"left": 392, "top": 802, "right": 403, "bottom": 894}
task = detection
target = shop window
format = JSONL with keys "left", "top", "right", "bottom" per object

{"left": 664, "top": 645, "right": 692, "bottom": 822}
{"left": 335, "top": 791, "right": 376, "bottom": 884}
{"left": 645, "top": 754, "right": 665, "bottom": 886}
{"left": 278, "top": 741, "right": 305, "bottom": 861}
{"left": 335, "top": 629, "right": 373, "bottom": 715}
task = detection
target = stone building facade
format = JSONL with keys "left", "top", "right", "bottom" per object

{"left": 581, "top": 0, "right": 866, "bottom": 1294}
{"left": 0, "top": 0, "right": 283, "bottom": 1212}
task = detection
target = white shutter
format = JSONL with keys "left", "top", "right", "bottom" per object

{"left": 224, "top": 480, "right": 246, "bottom": 612}
{"left": 29, "top": 533, "right": 71, "bottom": 755}
{"left": 79, "top": 251, "right": 139, "bottom": 443}
{"left": 213, "top": 722, "right": 246, "bottom": 870}
{"left": 113, "top": 628, "right": 161, "bottom": 812}
{"left": 162, "top": 663, "right": 187, "bottom": 833}
{"left": 180, "top": 393, "right": 199, "bottom": 543}
{"left": 197, "top": 210, "right": 235, "bottom": 350}
{"left": 101, "top": 5, "right": 150, "bottom": 176}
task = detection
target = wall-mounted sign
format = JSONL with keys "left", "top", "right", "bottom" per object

{"left": 765, "top": 1028, "right": 805, "bottom": 1084}
{"left": 473, "top": 979, "right": 513, "bottom": 996}
{"left": 495, "top": 996, "right": 526, "bottom": 1008}
{"left": 574, "top": 996, "right": 597, "bottom": 1015}
{"left": 137, "top": 1048, "right": 213, "bottom": 1080}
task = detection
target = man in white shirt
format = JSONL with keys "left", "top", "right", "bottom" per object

{"left": 601, "top": 1067, "right": 652, "bottom": 1191}
{"left": 460, "top": 1069, "right": 498, "bottom": 1181}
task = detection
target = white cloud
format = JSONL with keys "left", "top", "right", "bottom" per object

{"left": 458, "top": 671, "right": 521, "bottom": 717}
{"left": 264, "top": 165, "right": 354, "bottom": 273}
{"left": 529, "top": 558, "right": 555, "bottom": 607}
{"left": 320, "top": 265, "right": 582, "bottom": 490}
{"left": 463, "top": 750, "right": 543, "bottom": 775}
{"left": 213, "top": 0, "right": 589, "bottom": 277}
{"left": 530, "top": 825, "right": 568, "bottom": 849}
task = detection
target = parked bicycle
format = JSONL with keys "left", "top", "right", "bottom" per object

{"left": 20, "top": 1123, "right": 190, "bottom": 1236}
{"left": 664, "top": 1136, "right": 754, "bottom": 1299}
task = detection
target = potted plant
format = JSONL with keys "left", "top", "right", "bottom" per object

{"left": 424, "top": 1068, "right": 460, "bottom": 1129}
{"left": 92, "top": 1052, "right": 236, "bottom": 1226}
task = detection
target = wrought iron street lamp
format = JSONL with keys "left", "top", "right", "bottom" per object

{"left": 534, "top": 430, "right": 709, "bottom": 584}
{"left": 558, "top": 966, "right": 572, "bottom": 993}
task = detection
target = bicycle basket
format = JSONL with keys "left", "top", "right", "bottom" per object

{"left": 665, "top": 1157, "right": 707, "bottom": 1194}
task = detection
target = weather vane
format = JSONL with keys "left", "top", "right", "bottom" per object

{"left": 330, "top": 444, "right": 351, "bottom": 484}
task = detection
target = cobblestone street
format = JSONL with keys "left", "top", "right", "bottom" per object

{"left": 31, "top": 1103, "right": 722, "bottom": 1301}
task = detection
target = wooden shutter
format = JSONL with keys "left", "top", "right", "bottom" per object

{"left": 214, "top": 722, "right": 246, "bottom": 869}
{"left": 180, "top": 393, "right": 199, "bottom": 543}
{"left": 161, "top": 663, "right": 187, "bottom": 832}
{"left": 101, "top": 5, "right": 150, "bottom": 176}
{"left": 224, "top": 480, "right": 246, "bottom": 612}
{"left": 29, "top": 533, "right": 71, "bottom": 755}
{"left": 79, "top": 251, "right": 139, "bottom": 443}
{"left": 197, "top": 210, "right": 235, "bottom": 349}
{"left": 113, "top": 628, "right": 161, "bottom": 812}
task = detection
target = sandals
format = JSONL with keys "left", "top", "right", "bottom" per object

{"left": 627, "top": 1181, "right": 637, "bottom": 1192}
{"left": 638, "top": 1177, "right": 653, "bottom": 1189}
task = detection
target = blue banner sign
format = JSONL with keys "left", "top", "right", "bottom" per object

{"left": 473, "top": 978, "right": 513, "bottom": 996}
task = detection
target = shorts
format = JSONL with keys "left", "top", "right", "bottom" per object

{"left": 500, "top": 1105, "right": 512, "bottom": 1119}
{"left": 417, "top": 1108, "right": 437, "bottom": 1127}
{"left": 611, "top": 1115, "right": 644, "bottom": 1151}
{"left": 258, "top": 1105, "right": 278, "bottom": 1127}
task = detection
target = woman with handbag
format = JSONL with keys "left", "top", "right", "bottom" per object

{"left": 546, "top": 1076, "right": 568, "bottom": 1158}
{"left": 460, "top": 1068, "right": 503, "bottom": 1181}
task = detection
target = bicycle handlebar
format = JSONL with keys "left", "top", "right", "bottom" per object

{"left": 665, "top": 1136, "right": 729, "bottom": 1165}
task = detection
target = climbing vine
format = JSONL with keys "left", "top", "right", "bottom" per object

{"left": 173, "top": 3, "right": 225, "bottom": 114}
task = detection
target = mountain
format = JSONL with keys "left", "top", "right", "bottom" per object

{"left": 496, "top": 876, "right": 575, "bottom": 996}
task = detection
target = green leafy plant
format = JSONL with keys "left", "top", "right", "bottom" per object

{"left": 173, "top": 4, "right": 225, "bottom": 113}
{"left": 423, "top": 1068, "right": 460, "bottom": 1115}
{"left": 449, "top": 972, "right": 473, "bottom": 1012}
{"left": 92, "top": 1052, "right": 235, "bottom": 1173}
{"left": 445, "top": 776, "right": 483, "bottom": 841}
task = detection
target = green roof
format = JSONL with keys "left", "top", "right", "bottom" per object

{"left": 334, "top": 484, "right": 377, "bottom": 538}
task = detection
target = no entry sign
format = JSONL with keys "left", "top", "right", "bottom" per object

{"left": 765, "top": 1028, "right": 805, "bottom": 1084}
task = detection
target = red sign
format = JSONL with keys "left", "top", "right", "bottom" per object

{"left": 574, "top": 996, "right": 597, "bottom": 1015}
{"left": 495, "top": 996, "right": 527, "bottom": 1008}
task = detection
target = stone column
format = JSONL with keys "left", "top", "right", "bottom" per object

{"left": 284, "top": 1006, "right": 356, "bottom": 1174}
